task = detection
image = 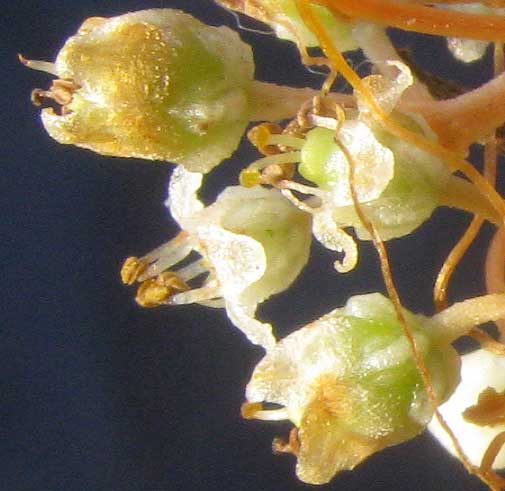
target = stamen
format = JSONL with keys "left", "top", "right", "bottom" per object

{"left": 239, "top": 152, "right": 301, "bottom": 187}
{"left": 121, "top": 256, "right": 148, "bottom": 285}
{"left": 18, "top": 54, "right": 58, "bottom": 76}
{"left": 135, "top": 271, "right": 189, "bottom": 308}
{"left": 139, "top": 233, "right": 193, "bottom": 280}
{"left": 175, "top": 258, "right": 209, "bottom": 283}
{"left": 241, "top": 402, "right": 290, "bottom": 421}
{"left": 170, "top": 284, "right": 222, "bottom": 305}
{"left": 247, "top": 152, "right": 302, "bottom": 172}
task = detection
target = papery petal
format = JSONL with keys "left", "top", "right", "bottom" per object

{"left": 358, "top": 61, "right": 413, "bottom": 117}
{"left": 332, "top": 120, "right": 395, "bottom": 206}
{"left": 166, "top": 165, "right": 204, "bottom": 226}
{"left": 312, "top": 208, "right": 357, "bottom": 272}
{"left": 226, "top": 301, "right": 275, "bottom": 351}
{"left": 193, "top": 225, "right": 266, "bottom": 299}
{"left": 447, "top": 37, "right": 489, "bottom": 63}
{"left": 246, "top": 319, "right": 351, "bottom": 425}
{"left": 296, "top": 388, "right": 381, "bottom": 484}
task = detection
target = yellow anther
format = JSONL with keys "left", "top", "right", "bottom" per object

{"left": 135, "top": 272, "right": 189, "bottom": 308}
{"left": 239, "top": 168, "right": 262, "bottom": 188}
{"left": 240, "top": 402, "right": 263, "bottom": 420}
{"left": 120, "top": 256, "right": 148, "bottom": 285}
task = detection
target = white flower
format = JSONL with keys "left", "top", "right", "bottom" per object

{"left": 121, "top": 166, "right": 312, "bottom": 351}
{"left": 243, "top": 293, "right": 460, "bottom": 484}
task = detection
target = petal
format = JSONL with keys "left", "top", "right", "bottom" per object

{"left": 330, "top": 120, "right": 395, "bottom": 206}
{"left": 194, "top": 225, "right": 266, "bottom": 299}
{"left": 166, "top": 165, "right": 204, "bottom": 226}
{"left": 225, "top": 301, "right": 276, "bottom": 351}
{"left": 357, "top": 60, "right": 413, "bottom": 117}
{"left": 312, "top": 208, "right": 358, "bottom": 272}
{"left": 296, "top": 384, "right": 381, "bottom": 484}
{"left": 428, "top": 349, "right": 505, "bottom": 469}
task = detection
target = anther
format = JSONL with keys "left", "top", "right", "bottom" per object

{"left": 121, "top": 256, "right": 148, "bottom": 285}
{"left": 248, "top": 123, "right": 284, "bottom": 155}
{"left": 135, "top": 271, "right": 189, "bottom": 308}
{"left": 31, "top": 79, "right": 80, "bottom": 110}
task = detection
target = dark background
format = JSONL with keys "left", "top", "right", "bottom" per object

{"left": 2, "top": 1, "right": 500, "bottom": 490}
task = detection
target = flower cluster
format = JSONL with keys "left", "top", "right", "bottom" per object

{"left": 25, "top": 2, "right": 505, "bottom": 489}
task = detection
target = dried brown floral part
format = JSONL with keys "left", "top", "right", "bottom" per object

{"left": 464, "top": 387, "right": 505, "bottom": 427}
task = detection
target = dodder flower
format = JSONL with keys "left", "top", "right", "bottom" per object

{"left": 25, "top": 9, "right": 255, "bottom": 173}
{"left": 243, "top": 293, "right": 460, "bottom": 484}
{"left": 122, "top": 167, "right": 312, "bottom": 351}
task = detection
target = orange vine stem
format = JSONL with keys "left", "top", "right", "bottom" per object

{"left": 316, "top": 0, "right": 505, "bottom": 42}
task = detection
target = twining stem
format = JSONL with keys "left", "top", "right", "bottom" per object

{"left": 249, "top": 81, "right": 354, "bottom": 121}
{"left": 315, "top": 0, "right": 505, "bottom": 42}
{"left": 430, "top": 293, "right": 505, "bottom": 343}
{"left": 485, "top": 229, "right": 505, "bottom": 340}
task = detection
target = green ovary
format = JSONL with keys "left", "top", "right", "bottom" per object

{"left": 298, "top": 127, "right": 339, "bottom": 189}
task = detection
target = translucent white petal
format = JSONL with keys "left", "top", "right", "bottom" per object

{"left": 447, "top": 37, "right": 489, "bottom": 63}
{"left": 226, "top": 301, "right": 276, "bottom": 351}
{"left": 357, "top": 61, "right": 413, "bottom": 117}
{"left": 165, "top": 165, "right": 204, "bottom": 226}
{"left": 193, "top": 225, "right": 266, "bottom": 299}
{"left": 330, "top": 120, "right": 394, "bottom": 206}
{"left": 312, "top": 209, "right": 358, "bottom": 272}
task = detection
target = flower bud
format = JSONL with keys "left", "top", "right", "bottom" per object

{"left": 28, "top": 9, "right": 255, "bottom": 173}
{"left": 244, "top": 293, "right": 460, "bottom": 484}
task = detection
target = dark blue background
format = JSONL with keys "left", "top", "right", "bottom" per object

{"left": 2, "top": 2, "right": 498, "bottom": 490}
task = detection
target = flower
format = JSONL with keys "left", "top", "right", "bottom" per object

{"left": 24, "top": 9, "right": 255, "bottom": 173}
{"left": 243, "top": 293, "right": 460, "bottom": 484}
{"left": 258, "top": 62, "right": 450, "bottom": 272}
{"left": 121, "top": 166, "right": 312, "bottom": 351}
{"left": 428, "top": 348, "right": 505, "bottom": 469}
